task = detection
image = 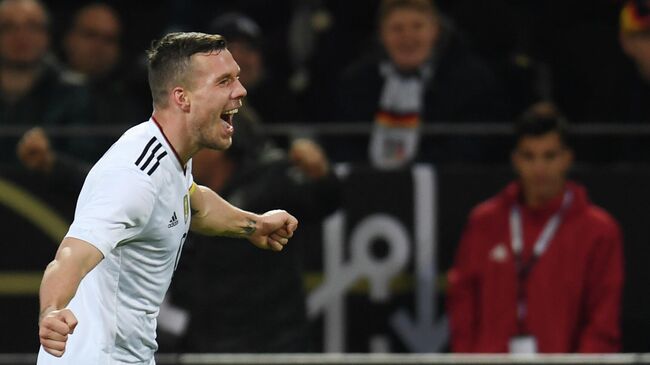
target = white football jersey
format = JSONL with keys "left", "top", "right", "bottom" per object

{"left": 38, "top": 119, "right": 194, "bottom": 365}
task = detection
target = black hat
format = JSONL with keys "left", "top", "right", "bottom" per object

{"left": 208, "top": 12, "right": 262, "bottom": 49}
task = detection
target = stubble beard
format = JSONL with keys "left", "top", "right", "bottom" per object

{"left": 197, "top": 124, "right": 232, "bottom": 152}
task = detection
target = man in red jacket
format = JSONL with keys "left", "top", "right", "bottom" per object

{"left": 447, "top": 103, "right": 624, "bottom": 353}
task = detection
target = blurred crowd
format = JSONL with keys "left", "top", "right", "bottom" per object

{"left": 0, "top": 0, "right": 643, "bottom": 355}
{"left": 3, "top": 0, "right": 650, "bottom": 167}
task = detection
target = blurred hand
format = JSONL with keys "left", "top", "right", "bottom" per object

{"left": 17, "top": 127, "right": 55, "bottom": 173}
{"left": 289, "top": 138, "right": 329, "bottom": 179}
{"left": 39, "top": 308, "right": 78, "bottom": 357}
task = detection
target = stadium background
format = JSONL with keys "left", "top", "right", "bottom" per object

{"left": 2, "top": 0, "right": 650, "bottom": 362}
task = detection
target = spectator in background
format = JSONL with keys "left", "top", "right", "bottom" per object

{"left": 15, "top": 3, "right": 147, "bottom": 172}
{"left": 63, "top": 3, "right": 121, "bottom": 80}
{"left": 208, "top": 12, "right": 301, "bottom": 124}
{"left": 62, "top": 3, "right": 146, "bottom": 122}
{"left": 59, "top": 2, "right": 146, "bottom": 160}
{"left": 15, "top": 2, "right": 153, "bottom": 171}
{"left": 557, "top": 0, "right": 650, "bottom": 163}
{"left": 164, "top": 112, "right": 340, "bottom": 352}
{"left": 619, "top": 0, "right": 650, "bottom": 122}
{"left": 0, "top": 0, "right": 90, "bottom": 166}
{"left": 335, "top": 0, "right": 508, "bottom": 168}
{"left": 446, "top": 103, "right": 624, "bottom": 353}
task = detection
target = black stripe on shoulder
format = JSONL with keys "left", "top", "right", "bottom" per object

{"left": 147, "top": 151, "right": 168, "bottom": 176}
{"left": 139, "top": 143, "right": 162, "bottom": 171}
{"left": 134, "top": 137, "right": 158, "bottom": 166}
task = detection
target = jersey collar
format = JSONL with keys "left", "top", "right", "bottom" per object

{"left": 150, "top": 116, "right": 186, "bottom": 174}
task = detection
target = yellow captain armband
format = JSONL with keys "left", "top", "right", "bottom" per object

{"left": 189, "top": 182, "right": 198, "bottom": 196}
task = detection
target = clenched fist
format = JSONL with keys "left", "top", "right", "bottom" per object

{"left": 39, "top": 308, "right": 78, "bottom": 357}
{"left": 248, "top": 210, "right": 299, "bottom": 251}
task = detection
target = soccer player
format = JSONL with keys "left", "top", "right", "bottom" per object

{"left": 36, "top": 32, "right": 298, "bottom": 364}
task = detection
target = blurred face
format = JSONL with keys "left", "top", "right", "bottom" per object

{"left": 0, "top": 0, "right": 48, "bottom": 68}
{"left": 227, "top": 40, "right": 262, "bottom": 88}
{"left": 64, "top": 5, "right": 121, "bottom": 77}
{"left": 621, "top": 33, "right": 650, "bottom": 82}
{"left": 185, "top": 49, "right": 247, "bottom": 151}
{"left": 512, "top": 132, "right": 572, "bottom": 202}
{"left": 380, "top": 8, "right": 439, "bottom": 71}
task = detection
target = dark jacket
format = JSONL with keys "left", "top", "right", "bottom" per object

{"left": 333, "top": 21, "right": 509, "bottom": 163}
{"left": 338, "top": 40, "right": 507, "bottom": 123}
{"left": 0, "top": 62, "right": 92, "bottom": 166}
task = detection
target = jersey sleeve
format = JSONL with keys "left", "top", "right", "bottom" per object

{"left": 66, "top": 167, "right": 157, "bottom": 258}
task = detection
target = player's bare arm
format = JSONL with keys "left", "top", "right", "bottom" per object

{"left": 38, "top": 237, "right": 104, "bottom": 357}
{"left": 189, "top": 183, "right": 299, "bottom": 251}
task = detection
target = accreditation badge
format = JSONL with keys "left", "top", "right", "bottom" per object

{"left": 509, "top": 335, "right": 537, "bottom": 354}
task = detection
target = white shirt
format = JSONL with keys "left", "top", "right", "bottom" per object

{"left": 38, "top": 119, "right": 194, "bottom": 365}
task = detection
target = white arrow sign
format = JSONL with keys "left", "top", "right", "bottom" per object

{"left": 390, "top": 165, "right": 448, "bottom": 352}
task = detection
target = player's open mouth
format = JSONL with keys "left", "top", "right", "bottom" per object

{"left": 221, "top": 108, "right": 238, "bottom": 125}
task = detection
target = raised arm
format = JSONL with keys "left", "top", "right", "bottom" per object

{"left": 189, "top": 183, "right": 298, "bottom": 251}
{"left": 38, "top": 237, "right": 104, "bottom": 357}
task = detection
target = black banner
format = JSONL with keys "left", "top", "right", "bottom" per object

{"left": 1, "top": 164, "right": 649, "bottom": 353}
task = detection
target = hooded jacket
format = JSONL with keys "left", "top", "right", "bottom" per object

{"left": 447, "top": 181, "right": 624, "bottom": 353}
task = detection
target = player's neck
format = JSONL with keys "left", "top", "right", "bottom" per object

{"left": 151, "top": 110, "right": 193, "bottom": 166}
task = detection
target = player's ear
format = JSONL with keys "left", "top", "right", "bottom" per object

{"left": 172, "top": 87, "right": 191, "bottom": 112}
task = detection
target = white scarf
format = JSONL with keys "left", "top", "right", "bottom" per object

{"left": 370, "top": 61, "right": 433, "bottom": 170}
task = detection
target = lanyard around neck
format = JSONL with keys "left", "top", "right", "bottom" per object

{"left": 509, "top": 189, "right": 573, "bottom": 330}
{"left": 510, "top": 190, "right": 573, "bottom": 263}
